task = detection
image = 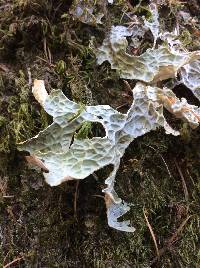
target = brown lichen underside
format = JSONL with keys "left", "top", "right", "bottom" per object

{"left": 0, "top": 0, "right": 200, "bottom": 267}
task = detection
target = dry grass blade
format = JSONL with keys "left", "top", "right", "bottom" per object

{"left": 174, "top": 160, "right": 189, "bottom": 202}
{"left": 74, "top": 180, "right": 79, "bottom": 219}
{"left": 167, "top": 215, "right": 191, "bottom": 245}
{"left": 143, "top": 208, "right": 160, "bottom": 258}
{"left": 145, "top": 144, "right": 172, "bottom": 178}
{"left": 3, "top": 256, "right": 23, "bottom": 268}
{"left": 150, "top": 216, "right": 191, "bottom": 265}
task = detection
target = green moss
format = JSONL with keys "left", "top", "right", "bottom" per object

{"left": 180, "top": 29, "right": 193, "bottom": 46}
{"left": 55, "top": 60, "right": 67, "bottom": 75}
{"left": 75, "top": 121, "right": 93, "bottom": 139}
{"left": 0, "top": 116, "right": 6, "bottom": 128}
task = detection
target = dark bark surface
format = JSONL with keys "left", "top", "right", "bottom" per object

{"left": 0, "top": 1, "right": 200, "bottom": 267}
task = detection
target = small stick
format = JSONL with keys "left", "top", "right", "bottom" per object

{"left": 143, "top": 208, "right": 160, "bottom": 258}
{"left": 74, "top": 181, "right": 79, "bottom": 218}
{"left": 36, "top": 56, "right": 55, "bottom": 67}
{"left": 123, "top": 80, "right": 133, "bottom": 94}
{"left": 0, "top": 63, "right": 9, "bottom": 72}
{"left": 92, "top": 172, "right": 99, "bottom": 181}
{"left": 116, "top": 102, "right": 129, "bottom": 110}
{"left": 167, "top": 215, "right": 191, "bottom": 245}
{"left": 47, "top": 47, "right": 52, "bottom": 65}
{"left": 3, "top": 256, "right": 23, "bottom": 268}
{"left": 92, "top": 194, "right": 105, "bottom": 199}
{"left": 150, "top": 216, "right": 191, "bottom": 265}
{"left": 43, "top": 37, "right": 48, "bottom": 61}
{"left": 174, "top": 160, "right": 189, "bottom": 202}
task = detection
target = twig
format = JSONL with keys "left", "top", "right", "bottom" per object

{"left": 43, "top": 37, "right": 48, "bottom": 62}
{"left": 174, "top": 160, "right": 189, "bottom": 202}
{"left": 47, "top": 46, "right": 52, "bottom": 65}
{"left": 150, "top": 216, "right": 191, "bottom": 265}
{"left": 3, "top": 251, "right": 10, "bottom": 264}
{"left": 123, "top": 80, "right": 133, "bottom": 93}
{"left": 167, "top": 215, "right": 191, "bottom": 245}
{"left": 92, "top": 194, "right": 105, "bottom": 199}
{"left": 74, "top": 181, "right": 79, "bottom": 218}
{"left": 186, "top": 169, "right": 195, "bottom": 186}
{"left": 0, "top": 63, "right": 9, "bottom": 72}
{"left": 143, "top": 208, "right": 160, "bottom": 258}
{"left": 36, "top": 56, "right": 55, "bottom": 67}
{"left": 92, "top": 172, "right": 99, "bottom": 181}
{"left": 3, "top": 256, "right": 23, "bottom": 268}
{"left": 125, "top": 0, "right": 143, "bottom": 13}
{"left": 116, "top": 102, "right": 129, "bottom": 110}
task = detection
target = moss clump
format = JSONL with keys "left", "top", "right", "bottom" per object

{"left": 75, "top": 122, "right": 93, "bottom": 140}
{"left": 0, "top": 116, "right": 6, "bottom": 127}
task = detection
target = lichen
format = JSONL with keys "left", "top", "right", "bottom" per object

{"left": 18, "top": 77, "right": 200, "bottom": 231}
{"left": 69, "top": 0, "right": 104, "bottom": 26}
{"left": 181, "top": 60, "right": 200, "bottom": 101}
{"left": 96, "top": 25, "right": 200, "bottom": 82}
{"left": 143, "top": 3, "right": 160, "bottom": 48}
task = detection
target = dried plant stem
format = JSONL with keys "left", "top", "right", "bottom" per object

{"left": 74, "top": 180, "right": 79, "bottom": 218}
{"left": 150, "top": 216, "right": 191, "bottom": 265}
{"left": 174, "top": 160, "right": 189, "bottom": 202}
{"left": 3, "top": 256, "right": 23, "bottom": 268}
{"left": 143, "top": 208, "right": 160, "bottom": 258}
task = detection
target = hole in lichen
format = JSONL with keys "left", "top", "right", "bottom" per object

{"left": 173, "top": 83, "right": 200, "bottom": 106}
{"left": 91, "top": 122, "right": 106, "bottom": 138}
{"left": 72, "top": 121, "right": 106, "bottom": 142}
{"left": 94, "top": 164, "right": 114, "bottom": 183}
{"left": 163, "top": 108, "right": 182, "bottom": 130}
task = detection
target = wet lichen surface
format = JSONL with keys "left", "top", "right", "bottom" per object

{"left": 0, "top": 0, "right": 200, "bottom": 267}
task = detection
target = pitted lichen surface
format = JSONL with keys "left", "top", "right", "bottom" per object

{"left": 19, "top": 78, "right": 200, "bottom": 231}
{"left": 18, "top": 2, "right": 200, "bottom": 228}
{"left": 96, "top": 25, "right": 200, "bottom": 82}
{"left": 181, "top": 60, "right": 200, "bottom": 101}
{"left": 16, "top": 0, "right": 200, "bottom": 233}
{"left": 143, "top": 3, "right": 160, "bottom": 48}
